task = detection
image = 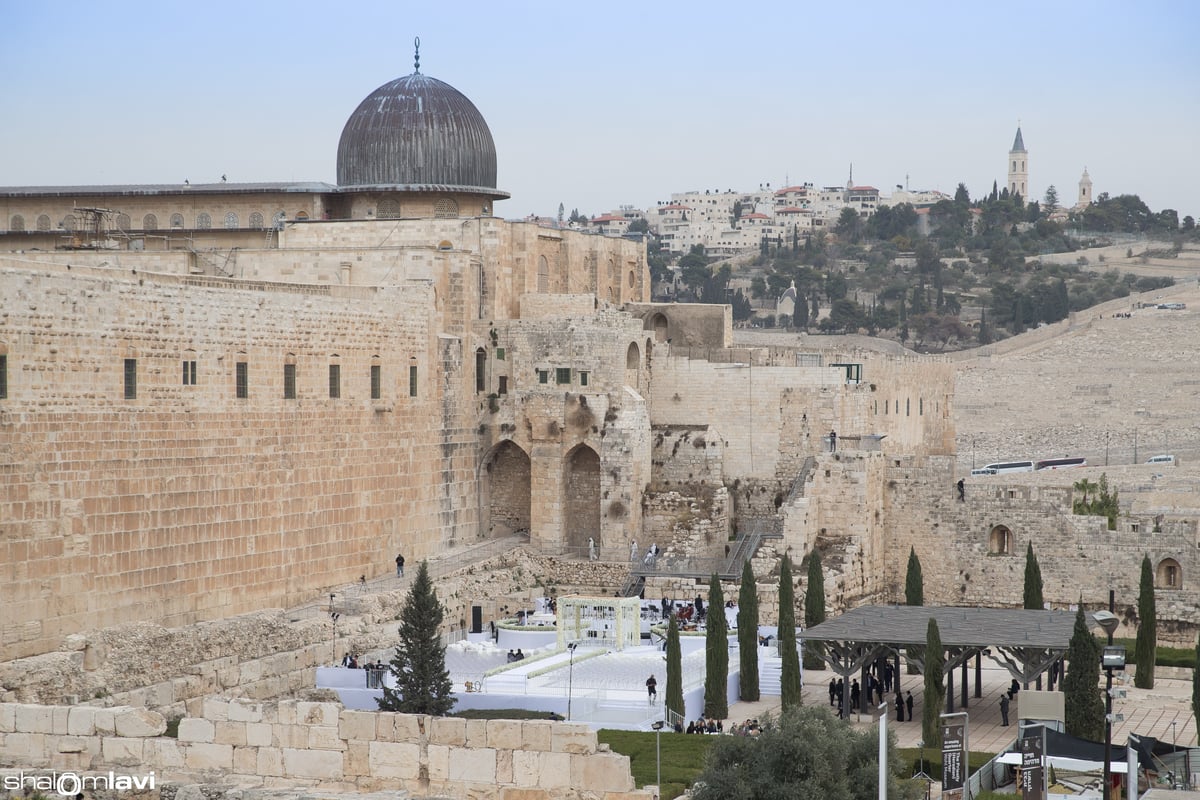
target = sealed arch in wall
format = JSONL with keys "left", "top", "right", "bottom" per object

{"left": 480, "top": 440, "right": 531, "bottom": 539}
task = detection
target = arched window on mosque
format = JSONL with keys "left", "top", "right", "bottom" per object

{"left": 37, "top": 214, "right": 51, "bottom": 231}
{"left": 434, "top": 198, "right": 458, "bottom": 219}
{"left": 62, "top": 214, "right": 77, "bottom": 232}
{"left": 378, "top": 198, "right": 401, "bottom": 219}
{"left": 170, "top": 213, "right": 185, "bottom": 229}
{"left": 294, "top": 211, "right": 309, "bottom": 220}
{"left": 9, "top": 215, "right": 24, "bottom": 232}
{"left": 224, "top": 212, "right": 239, "bottom": 229}
{"left": 196, "top": 213, "right": 212, "bottom": 229}
{"left": 249, "top": 212, "right": 264, "bottom": 229}
{"left": 116, "top": 214, "right": 131, "bottom": 231}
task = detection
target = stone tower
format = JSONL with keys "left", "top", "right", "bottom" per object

{"left": 1007, "top": 126, "right": 1028, "bottom": 200}
{"left": 1077, "top": 167, "right": 1093, "bottom": 209}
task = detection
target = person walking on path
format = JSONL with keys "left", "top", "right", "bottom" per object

{"left": 905, "top": 691, "right": 914, "bottom": 721}
{"left": 588, "top": 537, "right": 597, "bottom": 561}
{"left": 395, "top": 553, "right": 405, "bottom": 578}
{"left": 646, "top": 674, "right": 658, "bottom": 705}
{"left": 896, "top": 693, "right": 905, "bottom": 721}
{"left": 829, "top": 430, "right": 837, "bottom": 452}
{"left": 999, "top": 694, "right": 1010, "bottom": 726}
{"left": 630, "top": 539, "right": 638, "bottom": 562}
{"left": 829, "top": 678, "right": 838, "bottom": 707}
{"left": 957, "top": 478, "right": 966, "bottom": 502}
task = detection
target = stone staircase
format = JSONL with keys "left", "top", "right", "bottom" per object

{"left": 758, "top": 649, "right": 783, "bottom": 696}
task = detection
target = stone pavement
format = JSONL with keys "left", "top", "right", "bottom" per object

{"left": 728, "top": 662, "right": 1196, "bottom": 756}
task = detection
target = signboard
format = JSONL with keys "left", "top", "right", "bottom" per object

{"left": 941, "top": 722, "right": 965, "bottom": 800}
{"left": 1020, "top": 734, "right": 1045, "bottom": 800}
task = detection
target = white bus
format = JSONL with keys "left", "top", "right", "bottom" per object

{"left": 983, "top": 460, "right": 1035, "bottom": 474}
{"left": 1035, "top": 457, "right": 1087, "bottom": 470}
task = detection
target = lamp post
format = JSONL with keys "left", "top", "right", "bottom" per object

{"left": 566, "top": 643, "right": 578, "bottom": 721}
{"left": 651, "top": 720, "right": 665, "bottom": 797}
{"left": 1093, "top": 610, "right": 1124, "bottom": 800}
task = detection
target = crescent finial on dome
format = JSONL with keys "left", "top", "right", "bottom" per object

{"left": 414, "top": 36, "right": 421, "bottom": 74}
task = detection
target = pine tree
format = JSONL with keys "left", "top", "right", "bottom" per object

{"left": 666, "top": 613, "right": 684, "bottom": 721}
{"left": 778, "top": 555, "right": 803, "bottom": 710}
{"left": 803, "top": 550, "right": 826, "bottom": 670}
{"left": 1063, "top": 605, "right": 1104, "bottom": 741}
{"left": 704, "top": 574, "right": 729, "bottom": 720}
{"left": 738, "top": 560, "right": 760, "bottom": 701}
{"left": 1135, "top": 554, "right": 1157, "bottom": 689}
{"left": 922, "top": 618, "right": 945, "bottom": 747}
{"left": 905, "top": 547, "right": 924, "bottom": 606}
{"left": 1023, "top": 542, "right": 1044, "bottom": 610}
{"left": 377, "top": 560, "right": 455, "bottom": 714}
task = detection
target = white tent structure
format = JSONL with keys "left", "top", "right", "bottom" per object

{"left": 555, "top": 595, "right": 641, "bottom": 651}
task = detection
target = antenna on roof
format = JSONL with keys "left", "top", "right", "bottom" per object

{"left": 414, "top": 36, "right": 421, "bottom": 74}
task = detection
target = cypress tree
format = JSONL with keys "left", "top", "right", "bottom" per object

{"left": 703, "top": 574, "right": 729, "bottom": 720}
{"left": 737, "top": 560, "right": 760, "bottom": 701}
{"left": 1023, "top": 542, "right": 1044, "bottom": 610}
{"left": 922, "top": 618, "right": 945, "bottom": 747}
{"left": 1135, "top": 554, "right": 1157, "bottom": 689}
{"left": 377, "top": 560, "right": 455, "bottom": 715}
{"left": 778, "top": 555, "right": 803, "bottom": 710}
{"left": 665, "top": 613, "right": 684, "bottom": 721}
{"left": 803, "top": 550, "right": 826, "bottom": 671}
{"left": 1063, "top": 605, "right": 1104, "bottom": 741}
{"left": 906, "top": 548, "right": 924, "bottom": 674}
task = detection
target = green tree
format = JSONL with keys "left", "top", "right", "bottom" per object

{"left": 665, "top": 613, "right": 685, "bottom": 721}
{"left": 1135, "top": 554, "right": 1157, "bottom": 689}
{"left": 738, "top": 560, "right": 760, "bottom": 701}
{"left": 922, "top": 619, "right": 945, "bottom": 747}
{"left": 1063, "top": 605, "right": 1104, "bottom": 741}
{"left": 377, "top": 560, "right": 455, "bottom": 714}
{"left": 692, "top": 705, "right": 920, "bottom": 800}
{"left": 704, "top": 574, "right": 729, "bottom": 719}
{"left": 905, "top": 547, "right": 923, "bottom": 606}
{"left": 804, "top": 550, "right": 827, "bottom": 671}
{"left": 779, "top": 555, "right": 803, "bottom": 710}
{"left": 954, "top": 183, "right": 971, "bottom": 204}
{"left": 1023, "top": 542, "right": 1044, "bottom": 610}
{"left": 836, "top": 207, "right": 862, "bottom": 243}
{"left": 1043, "top": 185, "right": 1060, "bottom": 216}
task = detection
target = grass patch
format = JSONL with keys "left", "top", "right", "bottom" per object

{"left": 598, "top": 729, "right": 715, "bottom": 800}
{"left": 1112, "top": 638, "right": 1195, "bottom": 668}
{"left": 452, "top": 708, "right": 563, "bottom": 721}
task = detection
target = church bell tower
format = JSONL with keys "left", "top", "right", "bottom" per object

{"left": 1007, "top": 126, "right": 1028, "bottom": 200}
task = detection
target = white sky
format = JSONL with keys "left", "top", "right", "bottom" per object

{"left": 2, "top": 1, "right": 1197, "bottom": 219}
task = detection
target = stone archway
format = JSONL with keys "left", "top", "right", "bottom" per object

{"left": 480, "top": 441, "right": 531, "bottom": 538}
{"left": 625, "top": 341, "right": 641, "bottom": 389}
{"left": 988, "top": 525, "right": 1013, "bottom": 555}
{"left": 650, "top": 313, "right": 668, "bottom": 342}
{"left": 564, "top": 444, "right": 601, "bottom": 555}
{"left": 1157, "top": 558, "right": 1182, "bottom": 589}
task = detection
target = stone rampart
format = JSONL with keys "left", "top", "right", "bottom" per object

{"left": 0, "top": 698, "right": 651, "bottom": 799}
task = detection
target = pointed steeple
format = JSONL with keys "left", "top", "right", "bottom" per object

{"left": 1011, "top": 126, "right": 1026, "bottom": 153}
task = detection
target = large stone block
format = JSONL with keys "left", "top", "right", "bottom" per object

{"left": 144, "top": 737, "right": 185, "bottom": 768}
{"left": 297, "top": 701, "right": 340, "bottom": 726}
{"left": 56, "top": 736, "right": 89, "bottom": 753}
{"left": 282, "top": 746, "right": 343, "bottom": 779}
{"left": 114, "top": 707, "right": 167, "bottom": 737}
{"left": 367, "top": 740, "right": 421, "bottom": 780}
{"left": 101, "top": 736, "right": 145, "bottom": 766}
{"left": 66, "top": 706, "right": 96, "bottom": 736}
{"left": 485, "top": 719, "right": 524, "bottom": 751}
{"left": 307, "top": 724, "right": 346, "bottom": 751}
{"left": 14, "top": 704, "right": 54, "bottom": 734}
{"left": 464, "top": 718, "right": 488, "bottom": 747}
{"left": 0, "top": 704, "right": 14, "bottom": 733}
{"left": 550, "top": 724, "right": 595, "bottom": 754}
{"left": 499, "top": 789, "right": 550, "bottom": 800}
{"left": 228, "top": 699, "right": 264, "bottom": 723}
{"left": 430, "top": 716, "right": 466, "bottom": 745}
{"left": 448, "top": 745, "right": 496, "bottom": 783}
{"left": 245, "top": 721, "right": 273, "bottom": 747}
{"left": 233, "top": 744, "right": 258, "bottom": 774}
{"left": 257, "top": 745, "right": 284, "bottom": 777}
{"left": 496, "top": 747, "right": 513, "bottom": 784}
{"left": 571, "top": 752, "right": 634, "bottom": 793}
{"left": 201, "top": 697, "right": 230, "bottom": 721}
{"left": 339, "top": 710, "right": 377, "bottom": 742}
{"left": 536, "top": 751, "right": 573, "bottom": 789}
{"left": 214, "top": 720, "right": 247, "bottom": 746}
{"left": 177, "top": 717, "right": 215, "bottom": 743}
{"left": 522, "top": 720, "right": 553, "bottom": 751}
{"left": 185, "top": 741, "right": 234, "bottom": 771}
{"left": 92, "top": 708, "right": 116, "bottom": 736}
{"left": 393, "top": 713, "right": 426, "bottom": 741}
{"left": 344, "top": 740, "right": 370, "bottom": 777}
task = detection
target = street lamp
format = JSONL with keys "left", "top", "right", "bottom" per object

{"left": 1093, "top": 610, "right": 1124, "bottom": 800}
{"left": 566, "top": 643, "right": 578, "bottom": 721}
{"left": 652, "top": 720, "right": 665, "bottom": 796}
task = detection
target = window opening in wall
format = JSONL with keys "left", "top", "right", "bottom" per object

{"left": 496, "top": 347, "right": 505, "bottom": 361}
{"left": 475, "top": 348, "right": 486, "bottom": 393}
{"left": 249, "top": 212, "right": 264, "bottom": 229}
{"left": 370, "top": 365, "right": 381, "bottom": 400}
{"left": 1007, "top": 490, "right": 1017, "bottom": 500}
{"left": 0, "top": 354, "right": 8, "bottom": 399}
{"left": 579, "top": 371, "right": 589, "bottom": 387}
{"left": 124, "top": 358, "right": 137, "bottom": 399}
{"left": 196, "top": 213, "right": 212, "bottom": 229}
{"left": 988, "top": 525, "right": 1012, "bottom": 555}
{"left": 10, "top": 215, "right": 25, "bottom": 232}
{"left": 182, "top": 360, "right": 197, "bottom": 386}
{"left": 224, "top": 212, "right": 239, "bottom": 229}
{"left": 906, "top": 398, "right": 910, "bottom": 416}
{"left": 498, "top": 376, "right": 508, "bottom": 395}
{"left": 409, "top": 364, "right": 418, "bottom": 397}
{"left": 556, "top": 368, "right": 571, "bottom": 385}
{"left": 37, "top": 214, "right": 51, "bottom": 231}
{"left": 1129, "top": 523, "right": 1140, "bottom": 533}
{"left": 328, "top": 364, "right": 341, "bottom": 398}
{"left": 1158, "top": 558, "right": 1181, "bottom": 589}
{"left": 537, "top": 369, "right": 549, "bottom": 384}
{"left": 284, "top": 363, "right": 297, "bottom": 399}
{"left": 143, "top": 214, "right": 158, "bottom": 230}
{"left": 236, "top": 361, "right": 248, "bottom": 399}
{"left": 434, "top": 198, "right": 458, "bottom": 218}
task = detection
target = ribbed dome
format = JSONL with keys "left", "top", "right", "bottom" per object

{"left": 336, "top": 72, "right": 500, "bottom": 192}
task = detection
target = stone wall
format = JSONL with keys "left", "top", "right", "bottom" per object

{"left": 0, "top": 698, "right": 652, "bottom": 799}
{"left": 624, "top": 303, "right": 732, "bottom": 349}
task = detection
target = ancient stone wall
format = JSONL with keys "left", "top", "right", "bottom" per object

{"left": 624, "top": 303, "right": 732, "bottom": 348}
{"left": 0, "top": 698, "right": 651, "bottom": 799}
{"left": 641, "top": 489, "right": 731, "bottom": 564}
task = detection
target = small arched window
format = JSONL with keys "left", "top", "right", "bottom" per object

{"left": 196, "top": 213, "right": 211, "bottom": 229}
{"left": 988, "top": 525, "right": 1013, "bottom": 555}
{"left": 626, "top": 342, "right": 640, "bottom": 370}
{"left": 116, "top": 213, "right": 131, "bottom": 230}
{"left": 62, "top": 214, "right": 77, "bottom": 231}
{"left": 378, "top": 198, "right": 401, "bottom": 219}
{"left": 224, "top": 212, "right": 239, "bottom": 229}
{"left": 294, "top": 211, "right": 309, "bottom": 220}
{"left": 249, "top": 212, "right": 264, "bottom": 229}
{"left": 1157, "top": 558, "right": 1182, "bottom": 589}
{"left": 434, "top": 198, "right": 458, "bottom": 218}
{"left": 37, "top": 214, "right": 51, "bottom": 231}
{"left": 537, "top": 256, "right": 550, "bottom": 293}
{"left": 9, "top": 215, "right": 24, "bottom": 232}
{"left": 170, "top": 213, "right": 185, "bottom": 229}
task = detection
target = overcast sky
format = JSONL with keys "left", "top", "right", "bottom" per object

{"left": 3, "top": 1, "right": 1197, "bottom": 220}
